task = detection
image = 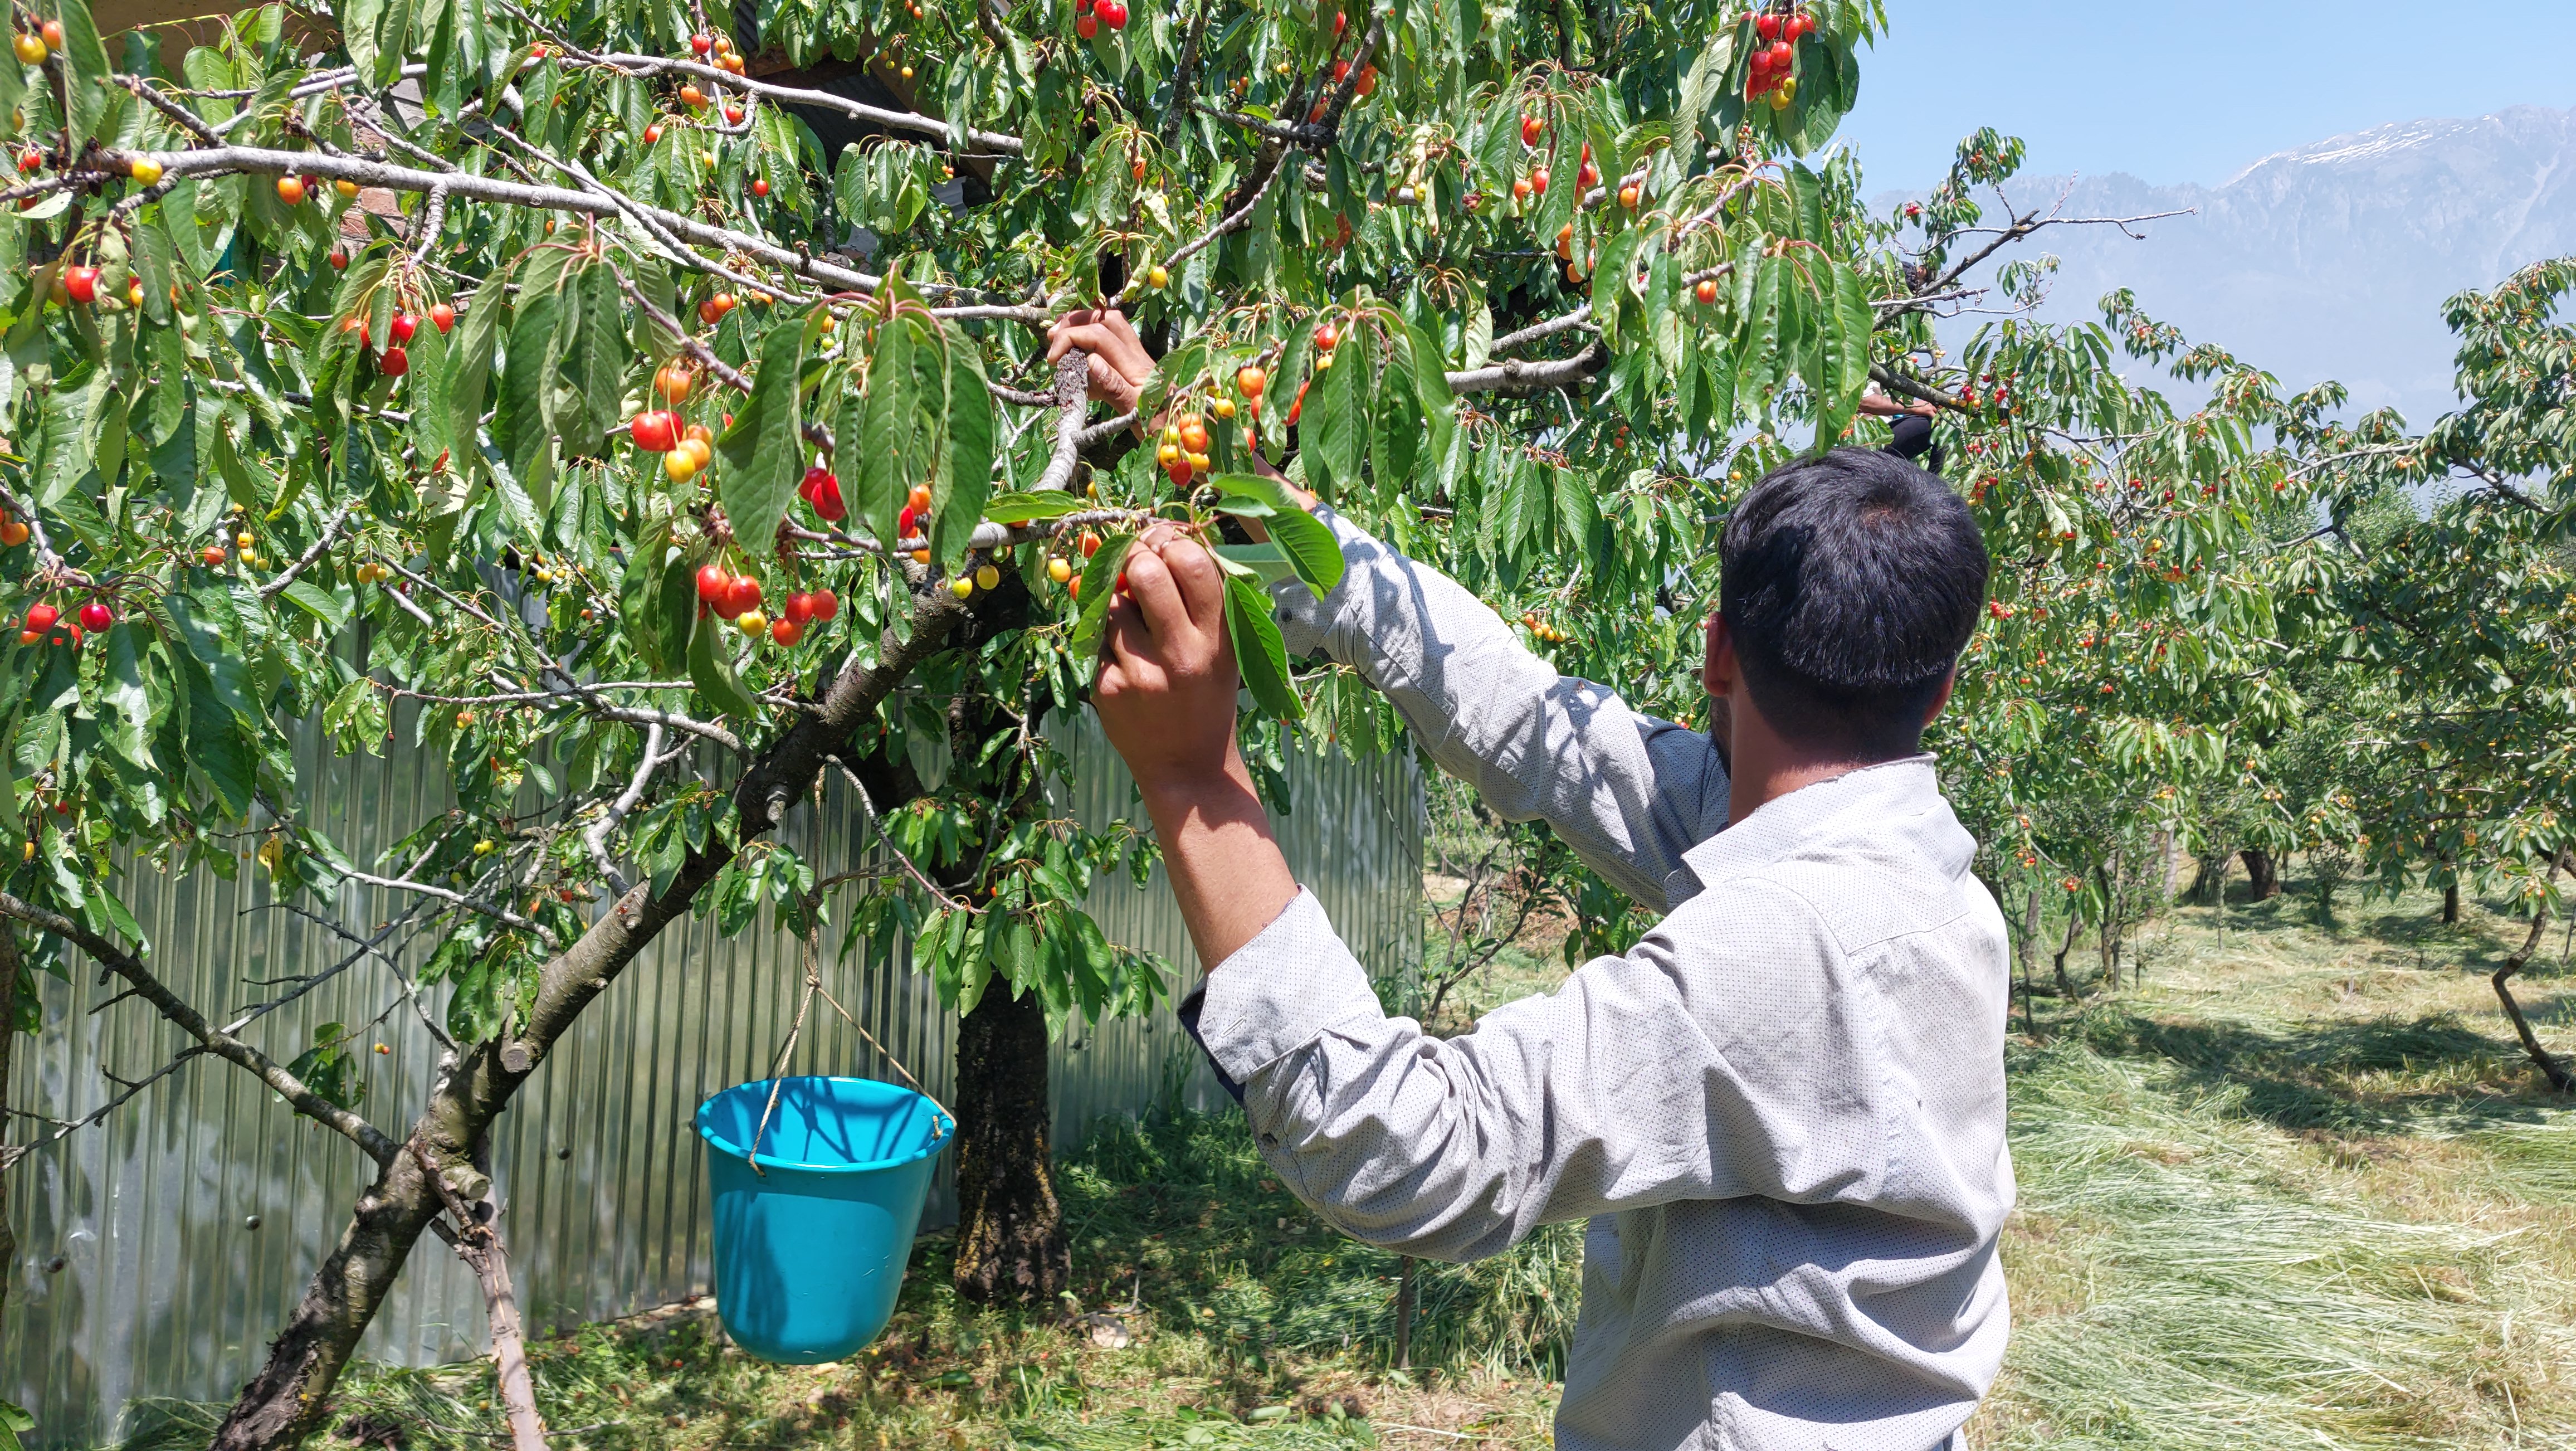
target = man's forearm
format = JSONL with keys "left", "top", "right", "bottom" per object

{"left": 1140, "top": 757, "right": 1301, "bottom": 972}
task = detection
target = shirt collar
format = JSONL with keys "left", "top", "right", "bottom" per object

{"left": 1680, "top": 755, "right": 1943, "bottom": 889}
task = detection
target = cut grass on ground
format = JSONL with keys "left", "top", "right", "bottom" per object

{"left": 102, "top": 873, "right": 2576, "bottom": 1449}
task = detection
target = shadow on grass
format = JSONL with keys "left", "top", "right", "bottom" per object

{"left": 2055, "top": 1005, "right": 2562, "bottom": 1137}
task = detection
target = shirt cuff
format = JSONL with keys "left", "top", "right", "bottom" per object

{"left": 1185, "top": 887, "right": 1385, "bottom": 1085}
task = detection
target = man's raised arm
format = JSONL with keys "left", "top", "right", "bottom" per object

{"left": 1048, "top": 308, "right": 1726, "bottom": 908}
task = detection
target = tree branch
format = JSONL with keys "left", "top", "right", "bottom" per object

{"left": 0, "top": 890, "right": 397, "bottom": 1164}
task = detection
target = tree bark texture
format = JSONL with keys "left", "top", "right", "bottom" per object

{"left": 951, "top": 981, "right": 1069, "bottom": 1305}
{"left": 2240, "top": 848, "right": 2280, "bottom": 902}
{"left": 2444, "top": 882, "right": 2462, "bottom": 923}
{"left": 209, "top": 591, "right": 969, "bottom": 1448}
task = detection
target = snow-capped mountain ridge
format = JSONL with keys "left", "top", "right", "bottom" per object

{"left": 1910, "top": 103, "right": 2576, "bottom": 426}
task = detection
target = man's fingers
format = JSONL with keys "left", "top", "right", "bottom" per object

{"left": 1154, "top": 534, "right": 1228, "bottom": 634}
{"left": 1119, "top": 542, "right": 1200, "bottom": 649}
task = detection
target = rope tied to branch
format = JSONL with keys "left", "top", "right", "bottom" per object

{"left": 746, "top": 924, "right": 950, "bottom": 1175}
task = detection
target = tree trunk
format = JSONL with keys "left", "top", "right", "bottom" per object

{"left": 2443, "top": 882, "right": 2462, "bottom": 923}
{"left": 2492, "top": 854, "right": 2569, "bottom": 1092}
{"left": 2240, "top": 848, "right": 2279, "bottom": 902}
{"left": 209, "top": 588, "right": 972, "bottom": 1447}
{"left": 951, "top": 982, "right": 1068, "bottom": 1304}
{"left": 0, "top": 931, "right": 18, "bottom": 1321}
{"left": 2051, "top": 909, "right": 2081, "bottom": 1000}
{"left": 2017, "top": 886, "right": 2042, "bottom": 1036}
{"left": 212, "top": 1151, "right": 449, "bottom": 1450}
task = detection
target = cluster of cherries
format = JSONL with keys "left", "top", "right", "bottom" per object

{"left": 336, "top": 303, "right": 451, "bottom": 379}
{"left": 694, "top": 562, "right": 838, "bottom": 645}
{"left": 1073, "top": 0, "right": 1130, "bottom": 39}
{"left": 19, "top": 597, "right": 111, "bottom": 647}
{"left": 1742, "top": 6, "right": 1816, "bottom": 109}
{"left": 630, "top": 363, "right": 721, "bottom": 480}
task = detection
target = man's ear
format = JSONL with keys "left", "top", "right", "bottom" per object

{"left": 1702, "top": 612, "right": 1735, "bottom": 699}
{"left": 1922, "top": 664, "right": 1959, "bottom": 726}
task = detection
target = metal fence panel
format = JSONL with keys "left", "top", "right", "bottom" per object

{"left": 1, "top": 710, "right": 1421, "bottom": 1447}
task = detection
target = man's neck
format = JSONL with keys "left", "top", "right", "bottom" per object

{"left": 1727, "top": 751, "right": 1876, "bottom": 825}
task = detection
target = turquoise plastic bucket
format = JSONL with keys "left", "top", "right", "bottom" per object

{"left": 695, "top": 1075, "right": 953, "bottom": 1362}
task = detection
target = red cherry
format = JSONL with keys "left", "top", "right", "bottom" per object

{"left": 328, "top": 247, "right": 349, "bottom": 270}
{"left": 1755, "top": 11, "right": 1780, "bottom": 38}
{"left": 63, "top": 265, "right": 97, "bottom": 304}
{"left": 811, "top": 474, "right": 847, "bottom": 522}
{"left": 1314, "top": 321, "right": 1339, "bottom": 350}
{"left": 896, "top": 504, "right": 918, "bottom": 539}
{"left": 1530, "top": 167, "right": 1549, "bottom": 193}
{"left": 378, "top": 345, "right": 409, "bottom": 377}
{"left": 724, "top": 105, "right": 745, "bottom": 125}
{"left": 811, "top": 588, "right": 839, "bottom": 621}
{"left": 77, "top": 601, "right": 109, "bottom": 631}
{"left": 802, "top": 464, "right": 836, "bottom": 498}
{"left": 1521, "top": 115, "right": 1543, "bottom": 145}
{"left": 1786, "top": 12, "right": 1813, "bottom": 40}
{"left": 645, "top": 123, "right": 663, "bottom": 144}
{"left": 751, "top": 177, "right": 769, "bottom": 197}
{"left": 785, "top": 591, "right": 817, "bottom": 624}
{"left": 1768, "top": 38, "right": 1792, "bottom": 66}
{"left": 389, "top": 313, "right": 417, "bottom": 343}
{"left": 696, "top": 563, "right": 731, "bottom": 603}
{"left": 631, "top": 411, "right": 682, "bottom": 452}
{"left": 23, "top": 603, "right": 55, "bottom": 632}
{"left": 1098, "top": 0, "right": 1126, "bottom": 28}
{"left": 1075, "top": 12, "right": 1096, "bottom": 35}
{"left": 1694, "top": 279, "right": 1719, "bottom": 305}
{"left": 430, "top": 303, "right": 456, "bottom": 333}
{"left": 726, "top": 574, "right": 763, "bottom": 617}
{"left": 690, "top": 31, "right": 712, "bottom": 52}
{"left": 14, "top": 150, "right": 37, "bottom": 174}
{"left": 1332, "top": 9, "right": 1347, "bottom": 35}
{"left": 770, "top": 617, "right": 803, "bottom": 646}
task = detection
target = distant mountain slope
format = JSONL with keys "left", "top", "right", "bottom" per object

{"left": 1899, "top": 104, "right": 2576, "bottom": 427}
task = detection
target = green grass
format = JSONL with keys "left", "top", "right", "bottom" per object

{"left": 101, "top": 871, "right": 2576, "bottom": 1450}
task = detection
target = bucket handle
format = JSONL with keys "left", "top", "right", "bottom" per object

{"left": 749, "top": 929, "right": 952, "bottom": 1175}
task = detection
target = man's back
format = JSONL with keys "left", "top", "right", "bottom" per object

{"left": 1545, "top": 759, "right": 2012, "bottom": 1451}
{"left": 1170, "top": 503, "right": 2013, "bottom": 1450}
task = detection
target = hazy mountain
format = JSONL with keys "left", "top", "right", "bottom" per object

{"left": 1901, "top": 104, "right": 2576, "bottom": 428}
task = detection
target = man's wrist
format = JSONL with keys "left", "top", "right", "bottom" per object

{"left": 1135, "top": 763, "right": 1259, "bottom": 821}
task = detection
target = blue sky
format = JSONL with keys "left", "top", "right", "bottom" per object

{"left": 1834, "top": 0, "right": 2576, "bottom": 193}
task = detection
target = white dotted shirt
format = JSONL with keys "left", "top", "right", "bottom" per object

{"left": 1183, "top": 508, "right": 2013, "bottom": 1451}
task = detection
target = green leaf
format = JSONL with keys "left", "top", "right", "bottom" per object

{"left": 1207, "top": 474, "right": 1344, "bottom": 595}
{"left": 715, "top": 309, "right": 819, "bottom": 557}
{"left": 57, "top": 0, "right": 111, "bottom": 152}
{"left": 980, "top": 490, "right": 1082, "bottom": 524}
{"left": 1224, "top": 574, "right": 1299, "bottom": 722}
{"left": 938, "top": 337, "right": 994, "bottom": 565}
{"left": 567, "top": 261, "right": 628, "bottom": 455}
{"left": 686, "top": 610, "right": 762, "bottom": 720}
{"left": 100, "top": 622, "right": 152, "bottom": 767}
{"left": 1401, "top": 320, "right": 1459, "bottom": 475}
{"left": 861, "top": 312, "right": 920, "bottom": 552}
{"left": 1306, "top": 345, "right": 1365, "bottom": 500}
{"left": 1070, "top": 528, "right": 1133, "bottom": 667}
{"left": 281, "top": 579, "right": 349, "bottom": 633}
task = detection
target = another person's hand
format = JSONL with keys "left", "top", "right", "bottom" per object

{"left": 1045, "top": 308, "right": 1158, "bottom": 416}
{"left": 1093, "top": 525, "right": 1242, "bottom": 800}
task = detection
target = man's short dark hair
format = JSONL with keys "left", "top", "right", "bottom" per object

{"left": 1718, "top": 448, "right": 1989, "bottom": 761}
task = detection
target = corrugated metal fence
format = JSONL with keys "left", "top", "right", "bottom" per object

{"left": 1, "top": 709, "right": 1422, "bottom": 1447}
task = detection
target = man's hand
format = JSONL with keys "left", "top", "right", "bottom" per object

{"left": 1046, "top": 309, "right": 1158, "bottom": 417}
{"left": 1091, "top": 525, "right": 1301, "bottom": 970}
{"left": 1094, "top": 525, "right": 1241, "bottom": 798}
